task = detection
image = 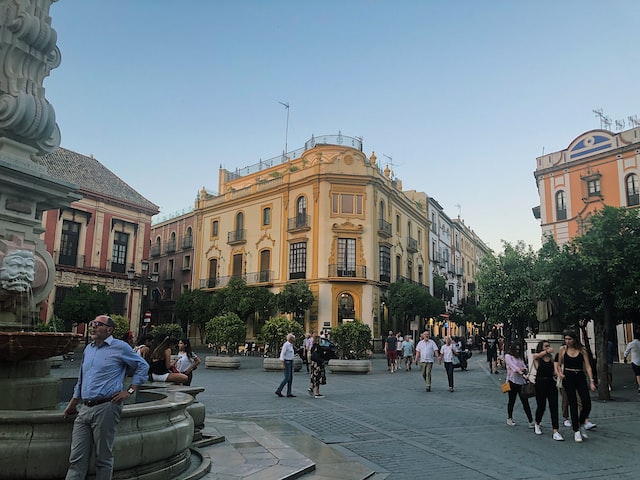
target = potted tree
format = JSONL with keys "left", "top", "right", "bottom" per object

{"left": 204, "top": 312, "right": 246, "bottom": 369}
{"left": 261, "top": 315, "right": 304, "bottom": 371}
{"left": 328, "top": 320, "right": 373, "bottom": 374}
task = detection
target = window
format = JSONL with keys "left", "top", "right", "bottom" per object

{"left": 183, "top": 255, "right": 191, "bottom": 270}
{"left": 59, "top": 220, "right": 81, "bottom": 266}
{"left": 289, "top": 242, "right": 307, "bottom": 279}
{"left": 167, "top": 232, "right": 176, "bottom": 253}
{"left": 395, "top": 255, "right": 401, "bottom": 281}
{"left": 262, "top": 207, "right": 271, "bottom": 226}
{"left": 407, "top": 259, "right": 413, "bottom": 280}
{"left": 232, "top": 253, "right": 243, "bottom": 277}
{"left": 235, "top": 212, "right": 244, "bottom": 232}
{"left": 418, "top": 265, "right": 423, "bottom": 285}
{"left": 556, "top": 190, "right": 567, "bottom": 220}
{"left": 111, "top": 231, "right": 129, "bottom": 273}
{"left": 626, "top": 174, "right": 639, "bottom": 206}
{"left": 167, "top": 259, "right": 174, "bottom": 279}
{"left": 587, "top": 178, "right": 601, "bottom": 196}
{"left": 208, "top": 258, "right": 218, "bottom": 287}
{"left": 379, "top": 245, "right": 390, "bottom": 282}
{"left": 396, "top": 214, "right": 401, "bottom": 233}
{"left": 331, "top": 193, "right": 363, "bottom": 215}
{"left": 379, "top": 200, "right": 385, "bottom": 220}
{"left": 259, "top": 249, "right": 271, "bottom": 282}
{"left": 211, "top": 220, "right": 219, "bottom": 238}
{"left": 337, "top": 238, "right": 356, "bottom": 276}
{"left": 183, "top": 227, "right": 193, "bottom": 249}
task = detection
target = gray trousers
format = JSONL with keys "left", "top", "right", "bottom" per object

{"left": 65, "top": 401, "right": 123, "bottom": 480}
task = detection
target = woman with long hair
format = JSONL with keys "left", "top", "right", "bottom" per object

{"left": 505, "top": 343, "right": 534, "bottom": 428}
{"left": 532, "top": 340, "right": 563, "bottom": 440}
{"left": 174, "top": 338, "right": 201, "bottom": 386}
{"left": 308, "top": 335, "right": 326, "bottom": 398}
{"left": 149, "top": 336, "right": 188, "bottom": 385}
{"left": 438, "top": 336, "right": 456, "bottom": 392}
{"left": 557, "top": 330, "right": 596, "bottom": 442}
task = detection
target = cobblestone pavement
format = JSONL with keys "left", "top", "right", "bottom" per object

{"left": 193, "top": 351, "right": 639, "bottom": 479}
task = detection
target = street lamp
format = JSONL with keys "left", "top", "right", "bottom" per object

{"left": 127, "top": 260, "right": 159, "bottom": 340}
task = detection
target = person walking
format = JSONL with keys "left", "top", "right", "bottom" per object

{"left": 63, "top": 315, "right": 149, "bottom": 480}
{"left": 308, "top": 336, "right": 326, "bottom": 398}
{"left": 304, "top": 331, "right": 316, "bottom": 373}
{"left": 505, "top": 343, "right": 534, "bottom": 428}
{"left": 275, "top": 333, "right": 296, "bottom": 397}
{"left": 623, "top": 330, "right": 640, "bottom": 395}
{"left": 149, "top": 337, "right": 188, "bottom": 384}
{"left": 385, "top": 330, "right": 398, "bottom": 373}
{"left": 532, "top": 340, "right": 563, "bottom": 441}
{"left": 438, "top": 336, "right": 457, "bottom": 392}
{"left": 173, "top": 338, "right": 201, "bottom": 386}
{"left": 414, "top": 331, "right": 439, "bottom": 391}
{"left": 556, "top": 330, "right": 596, "bottom": 442}
{"left": 402, "top": 335, "right": 414, "bottom": 371}
{"left": 485, "top": 332, "right": 499, "bottom": 374}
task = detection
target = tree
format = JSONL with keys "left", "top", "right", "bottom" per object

{"left": 57, "top": 283, "right": 112, "bottom": 332}
{"left": 276, "top": 281, "right": 314, "bottom": 322}
{"left": 387, "top": 281, "right": 442, "bottom": 334}
{"left": 260, "top": 315, "right": 305, "bottom": 357}
{"left": 205, "top": 312, "right": 246, "bottom": 356}
{"left": 331, "top": 321, "right": 372, "bottom": 359}
{"left": 432, "top": 274, "right": 453, "bottom": 303}
{"left": 543, "top": 206, "right": 640, "bottom": 399}
{"left": 219, "top": 277, "right": 255, "bottom": 320}
{"left": 174, "top": 289, "right": 214, "bottom": 342}
{"left": 476, "top": 242, "right": 537, "bottom": 347}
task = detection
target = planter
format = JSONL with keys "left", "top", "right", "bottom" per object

{"left": 262, "top": 356, "right": 303, "bottom": 372}
{"left": 327, "top": 359, "right": 372, "bottom": 374}
{"left": 205, "top": 356, "right": 241, "bottom": 369}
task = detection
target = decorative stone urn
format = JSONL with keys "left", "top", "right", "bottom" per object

{"left": 263, "top": 356, "right": 303, "bottom": 372}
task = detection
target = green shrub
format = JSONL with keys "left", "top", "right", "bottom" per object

{"left": 35, "top": 316, "right": 66, "bottom": 332}
{"left": 152, "top": 323, "right": 184, "bottom": 340}
{"left": 110, "top": 314, "right": 130, "bottom": 340}
{"left": 331, "top": 321, "right": 372, "bottom": 360}
{"left": 205, "top": 312, "right": 246, "bottom": 356}
{"left": 260, "top": 315, "right": 304, "bottom": 358}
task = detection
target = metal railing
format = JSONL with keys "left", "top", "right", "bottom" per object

{"left": 227, "top": 229, "right": 246, "bottom": 244}
{"left": 54, "top": 251, "right": 85, "bottom": 268}
{"left": 287, "top": 214, "right": 310, "bottom": 231}
{"left": 378, "top": 218, "right": 392, "bottom": 236}
{"left": 407, "top": 237, "right": 418, "bottom": 252}
{"left": 328, "top": 264, "right": 367, "bottom": 279}
{"left": 199, "top": 270, "right": 275, "bottom": 289}
{"left": 165, "top": 239, "right": 177, "bottom": 253}
{"left": 150, "top": 245, "right": 161, "bottom": 257}
{"left": 181, "top": 236, "right": 193, "bottom": 249}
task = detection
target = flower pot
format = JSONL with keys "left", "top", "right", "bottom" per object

{"left": 205, "top": 356, "right": 241, "bottom": 369}
{"left": 263, "top": 356, "right": 303, "bottom": 371}
{"left": 327, "top": 359, "right": 372, "bottom": 374}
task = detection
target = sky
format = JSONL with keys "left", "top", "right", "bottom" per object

{"left": 43, "top": 0, "right": 640, "bottom": 252}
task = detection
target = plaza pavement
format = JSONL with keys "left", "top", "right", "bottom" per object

{"left": 55, "top": 350, "right": 639, "bottom": 479}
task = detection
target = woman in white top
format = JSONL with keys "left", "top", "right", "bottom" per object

{"left": 623, "top": 331, "right": 640, "bottom": 394}
{"left": 438, "top": 336, "right": 457, "bottom": 392}
{"left": 173, "top": 338, "right": 200, "bottom": 386}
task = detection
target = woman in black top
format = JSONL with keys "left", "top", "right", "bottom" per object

{"left": 557, "top": 330, "right": 596, "bottom": 442}
{"left": 532, "top": 340, "right": 563, "bottom": 441}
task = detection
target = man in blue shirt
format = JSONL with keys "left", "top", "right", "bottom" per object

{"left": 64, "top": 315, "right": 149, "bottom": 480}
{"left": 275, "top": 333, "right": 296, "bottom": 397}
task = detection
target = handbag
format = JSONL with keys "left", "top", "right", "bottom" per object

{"left": 521, "top": 381, "right": 536, "bottom": 398}
{"left": 527, "top": 359, "right": 538, "bottom": 384}
{"left": 501, "top": 381, "right": 511, "bottom": 393}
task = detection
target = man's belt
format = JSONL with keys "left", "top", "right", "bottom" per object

{"left": 84, "top": 396, "right": 114, "bottom": 407}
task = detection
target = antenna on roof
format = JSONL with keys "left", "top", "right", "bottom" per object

{"left": 278, "top": 101, "right": 290, "bottom": 159}
{"left": 455, "top": 204, "right": 461, "bottom": 218}
{"left": 593, "top": 108, "right": 612, "bottom": 130}
{"left": 382, "top": 154, "right": 400, "bottom": 177}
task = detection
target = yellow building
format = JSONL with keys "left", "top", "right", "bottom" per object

{"left": 534, "top": 127, "right": 640, "bottom": 246}
{"left": 193, "top": 134, "right": 429, "bottom": 338}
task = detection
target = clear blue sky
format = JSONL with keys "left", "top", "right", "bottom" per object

{"left": 44, "top": 0, "right": 640, "bottom": 251}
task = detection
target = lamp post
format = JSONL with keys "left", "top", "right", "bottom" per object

{"left": 128, "top": 260, "right": 159, "bottom": 341}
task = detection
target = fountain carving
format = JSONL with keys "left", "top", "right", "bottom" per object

{"left": 0, "top": 2, "right": 206, "bottom": 478}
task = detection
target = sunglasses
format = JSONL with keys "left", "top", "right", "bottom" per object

{"left": 91, "top": 320, "right": 109, "bottom": 327}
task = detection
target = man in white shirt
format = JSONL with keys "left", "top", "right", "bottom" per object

{"left": 275, "top": 333, "right": 296, "bottom": 397}
{"left": 414, "top": 331, "right": 439, "bottom": 392}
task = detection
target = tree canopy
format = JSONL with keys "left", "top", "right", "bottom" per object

{"left": 276, "top": 281, "right": 314, "bottom": 322}
{"left": 57, "top": 283, "right": 113, "bottom": 331}
{"left": 387, "top": 281, "right": 443, "bottom": 334}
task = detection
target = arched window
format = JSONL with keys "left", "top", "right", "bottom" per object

{"left": 626, "top": 174, "right": 639, "bottom": 206}
{"left": 337, "top": 292, "right": 355, "bottom": 324}
{"left": 235, "top": 212, "right": 244, "bottom": 232}
{"left": 379, "top": 200, "right": 385, "bottom": 220}
{"left": 259, "top": 249, "right": 271, "bottom": 282}
{"left": 167, "top": 231, "right": 176, "bottom": 252}
{"left": 555, "top": 191, "right": 567, "bottom": 220}
{"left": 296, "top": 196, "right": 307, "bottom": 228}
{"left": 183, "top": 227, "right": 193, "bottom": 248}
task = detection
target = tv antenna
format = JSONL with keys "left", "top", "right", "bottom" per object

{"left": 628, "top": 115, "right": 640, "bottom": 128}
{"left": 455, "top": 204, "right": 462, "bottom": 218}
{"left": 593, "top": 108, "right": 612, "bottom": 130}
{"left": 278, "top": 101, "right": 290, "bottom": 158}
{"left": 382, "top": 154, "right": 399, "bottom": 176}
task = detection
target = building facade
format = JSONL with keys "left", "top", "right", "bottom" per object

{"left": 193, "top": 134, "right": 430, "bottom": 339}
{"left": 37, "top": 148, "right": 159, "bottom": 335}
{"left": 533, "top": 127, "right": 640, "bottom": 246}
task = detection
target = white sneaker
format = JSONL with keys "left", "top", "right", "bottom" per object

{"left": 506, "top": 418, "right": 516, "bottom": 426}
{"left": 583, "top": 421, "right": 596, "bottom": 430}
{"left": 580, "top": 427, "right": 589, "bottom": 439}
{"left": 534, "top": 424, "right": 542, "bottom": 435}
{"left": 574, "top": 431, "right": 583, "bottom": 442}
{"left": 563, "top": 419, "right": 572, "bottom": 427}
{"left": 553, "top": 432, "right": 564, "bottom": 441}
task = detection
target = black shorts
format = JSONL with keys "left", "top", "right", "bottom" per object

{"left": 632, "top": 362, "right": 640, "bottom": 376}
{"left": 487, "top": 349, "right": 497, "bottom": 362}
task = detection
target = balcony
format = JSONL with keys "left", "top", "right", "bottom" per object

{"left": 287, "top": 214, "right": 311, "bottom": 232}
{"left": 199, "top": 270, "right": 275, "bottom": 289}
{"left": 227, "top": 229, "right": 246, "bottom": 245}
{"left": 396, "top": 275, "right": 428, "bottom": 290}
{"left": 181, "top": 236, "right": 193, "bottom": 249}
{"left": 200, "top": 277, "right": 217, "bottom": 289}
{"left": 456, "top": 267, "right": 464, "bottom": 277}
{"left": 328, "top": 264, "right": 367, "bottom": 280}
{"left": 379, "top": 273, "right": 391, "bottom": 283}
{"left": 407, "top": 237, "right": 418, "bottom": 253}
{"left": 163, "top": 271, "right": 175, "bottom": 281}
{"left": 165, "top": 239, "right": 177, "bottom": 254}
{"left": 377, "top": 219, "right": 392, "bottom": 238}
{"left": 150, "top": 244, "right": 161, "bottom": 257}
{"left": 54, "top": 251, "right": 85, "bottom": 268}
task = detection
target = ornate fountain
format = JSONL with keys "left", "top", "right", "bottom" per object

{"left": 0, "top": 3, "right": 205, "bottom": 478}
